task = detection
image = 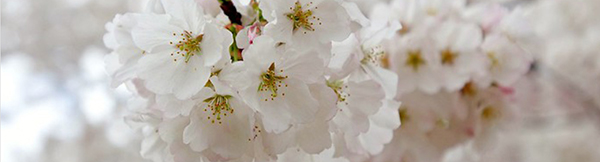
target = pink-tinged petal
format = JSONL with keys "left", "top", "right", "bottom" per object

{"left": 235, "top": 27, "right": 251, "bottom": 49}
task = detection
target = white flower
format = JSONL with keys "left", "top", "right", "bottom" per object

{"left": 387, "top": 0, "right": 464, "bottom": 34}
{"left": 131, "top": 0, "right": 233, "bottom": 100}
{"left": 388, "top": 24, "right": 444, "bottom": 94}
{"left": 228, "top": 36, "right": 325, "bottom": 133}
{"left": 332, "top": 99, "right": 401, "bottom": 159}
{"left": 327, "top": 33, "right": 402, "bottom": 156}
{"left": 260, "top": 0, "right": 352, "bottom": 50}
{"left": 177, "top": 77, "right": 255, "bottom": 159}
{"left": 104, "top": 13, "right": 145, "bottom": 88}
{"left": 461, "top": 3, "right": 509, "bottom": 34}
{"left": 329, "top": 1, "right": 402, "bottom": 97}
{"left": 329, "top": 78, "right": 385, "bottom": 137}
{"left": 250, "top": 83, "right": 337, "bottom": 157}
{"left": 467, "top": 87, "right": 516, "bottom": 135}
{"left": 371, "top": 91, "right": 470, "bottom": 162}
{"left": 474, "top": 33, "right": 531, "bottom": 87}
{"left": 433, "top": 21, "right": 486, "bottom": 92}
{"left": 330, "top": 32, "right": 399, "bottom": 98}
{"left": 124, "top": 96, "right": 175, "bottom": 162}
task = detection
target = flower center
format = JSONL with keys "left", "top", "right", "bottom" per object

{"left": 361, "top": 46, "right": 385, "bottom": 66}
{"left": 460, "top": 82, "right": 477, "bottom": 96}
{"left": 399, "top": 108, "right": 409, "bottom": 127}
{"left": 405, "top": 50, "right": 426, "bottom": 71}
{"left": 487, "top": 52, "right": 500, "bottom": 69}
{"left": 481, "top": 106, "right": 501, "bottom": 121}
{"left": 441, "top": 48, "right": 457, "bottom": 65}
{"left": 258, "top": 63, "right": 288, "bottom": 101}
{"left": 169, "top": 31, "right": 203, "bottom": 63}
{"left": 286, "top": 1, "right": 321, "bottom": 34}
{"left": 326, "top": 80, "right": 350, "bottom": 105}
{"left": 203, "top": 94, "right": 234, "bottom": 124}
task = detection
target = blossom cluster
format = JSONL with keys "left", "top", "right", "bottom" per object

{"left": 103, "top": 0, "right": 533, "bottom": 161}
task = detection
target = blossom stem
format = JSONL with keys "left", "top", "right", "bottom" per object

{"left": 226, "top": 24, "right": 243, "bottom": 61}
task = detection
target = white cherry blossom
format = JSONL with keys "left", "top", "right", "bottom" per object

{"left": 388, "top": 23, "right": 444, "bottom": 94}
{"left": 474, "top": 33, "right": 532, "bottom": 87}
{"left": 104, "top": 13, "right": 146, "bottom": 88}
{"left": 182, "top": 77, "right": 255, "bottom": 160}
{"left": 260, "top": 0, "right": 352, "bottom": 50}
{"left": 131, "top": 0, "right": 233, "bottom": 100}
{"left": 102, "top": 0, "right": 541, "bottom": 161}
{"left": 433, "top": 21, "right": 486, "bottom": 92}
{"left": 229, "top": 36, "right": 324, "bottom": 133}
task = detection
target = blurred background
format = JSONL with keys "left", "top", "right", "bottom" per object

{"left": 2, "top": 0, "right": 150, "bottom": 161}
{"left": 1, "top": 0, "right": 600, "bottom": 162}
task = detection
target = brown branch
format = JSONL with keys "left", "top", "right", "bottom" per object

{"left": 219, "top": 0, "right": 243, "bottom": 25}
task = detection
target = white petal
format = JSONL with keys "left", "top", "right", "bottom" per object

{"left": 330, "top": 34, "right": 360, "bottom": 71}
{"left": 200, "top": 23, "right": 228, "bottom": 67}
{"left": 280, "top": 50, "right": 325, "bottom": 84}
{"left": 370, "top": 100, "right": 401, "bottom": 129}
{"left": 131, "top": 14, "right": 179, "bottom": 52}
{"left": 297, "top": 121, "right": 332, "bottom": 154}
{"left": 281, "top": 78, "right": 319, "bottom": 124}
{"left": 171, "top": 57, "right": 212, "bottom": 100}
{"left": 242, "top": 36, "right": 281, "bottom": 69}
{"left": 347, "top": 79, "right": 384, "bottom": 116}
{"left": 161, "top": 0, "right": 205, "bottom": 31}
{"left": 358, "top": 121, "right": 392, "bottom": 155}
{"left": 158, "top": 116, "right": 189, "bottom": 143}
{"left": 263, "top": 18, "right": 294, "bottom": 44}
{"left": 333, "top": 106, "right": 370, "bottom": 136}
{"left": 313, "top": 0, "right": 351, "bottom": 42}
{"left": 363, "top": 65, "right": 399, "bottom": 99}
{"left": 235, "top": 27, "right": 250, "bottom": 49}
{"left": 155, "top": 94, "right": 199, "bottom": 118}
{"left": 340, "top": 1, "right": 370, "bottom": 27}
{"left": 183, "top": 110, "right": 212, "bottom": 152}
